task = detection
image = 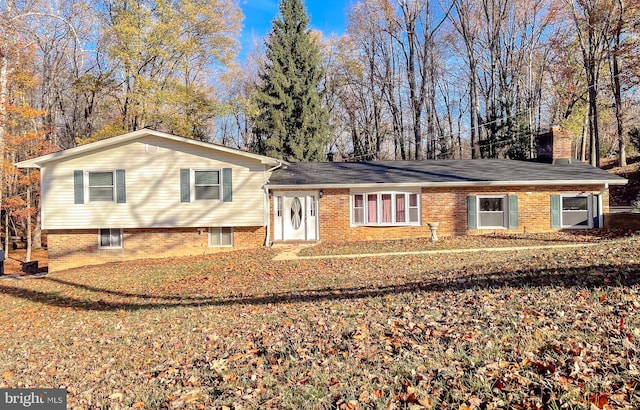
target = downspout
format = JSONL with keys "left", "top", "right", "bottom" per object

{"left": 598, "top": 183, "right": 608, "bottom": 228}
{"left": 264, "top": 161, "right": 284, "bottom": 246}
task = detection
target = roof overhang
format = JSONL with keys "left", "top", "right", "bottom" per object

{"left": 15, "top": 128, "right": 283, "bottom": 168}
{"left": 266, "top": 179, "right": 627, "bottom": 190}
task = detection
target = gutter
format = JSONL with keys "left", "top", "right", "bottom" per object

{"left": 598, "top": 183, "right": 609, "bottom": 228}
{"left": 266, "top": 179, "right": 627, "bottom": 190}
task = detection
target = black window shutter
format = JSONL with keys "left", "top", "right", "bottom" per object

{"left": 180, "top": 169, "right": 190, "bottom": 202}
{"left": 467, "top": 196, "right": 477, "bottom": 229}
{"left": 550, "top": 195, "right": 561, "bottom": 228}
{"left": 74, "top": 170, "right": 84, "bottom": 204}
{"left": 116, "top": 170, "right": 126, "bottom": 203}
{"left": 508, "top": 195, "right": 518, "bottom": 229}
{"left": 223, "top": 168, "right": 232, "bottom": 202}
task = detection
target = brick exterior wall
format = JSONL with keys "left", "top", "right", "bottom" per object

{"left": 48, "top": 185, "right": 610, "bottom": 271}
{"left": 47, "top": 226, "right": 265, "bottom": 272}
{"left": 271, "top": 185, "right": 609, "bottom": 243}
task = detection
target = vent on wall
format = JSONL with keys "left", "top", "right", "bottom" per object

{"left": 145, "top": 144, "right": 159, "bottom": 154}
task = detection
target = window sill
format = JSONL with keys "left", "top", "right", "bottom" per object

{"left": 352, "top": 223, "right": 421, "bottom": 227}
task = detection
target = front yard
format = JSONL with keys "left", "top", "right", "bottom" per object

{"left": 1, "top": 233, "right": 639, "bottom": 409}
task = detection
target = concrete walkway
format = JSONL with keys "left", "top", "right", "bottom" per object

{"left": 272, "top": 241, "right": 606, "bottom": 261}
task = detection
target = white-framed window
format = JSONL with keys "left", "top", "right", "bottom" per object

{"left": 276, "top": 196, "right": 283, "bottom": 217}
{"left": 561, "top": 195, "right": 591, "bottom": 228}
{"left": 310, "top": 197, "right": 316, "bottom": 217}
{"left": 351, "top": 191, "right": 420, "bottom": 226}
{"left": 477, "top": 195, "right": 507, "bottom": 228}
{"left": 209, "top": 227, "right": 233, "bottom": 247}
{"left": 353, "top": 194, "right": 365, "bottom": 224}
{"left": 88, "top": 171, "right": 115, "bottom": 202}
{"left": 75, "top": 169, "right": 125, "bottom": 204}
{"left": 193, "top": 169, "right": 221, "bottom": 200}
{"left": 99, "top": 228, "right": 122, "bottom": 248}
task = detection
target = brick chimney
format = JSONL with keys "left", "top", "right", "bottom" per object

{"left": 536, "top": 125, "right": 573, "bottom": 164}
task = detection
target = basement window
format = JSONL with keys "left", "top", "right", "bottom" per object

{"left": 209, "top": 227, "right": 233, "bottom": 247}
{"left": 99, "top": 228, "right": 122, "bottom": 248}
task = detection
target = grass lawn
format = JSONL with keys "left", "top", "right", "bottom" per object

{"left": 0, "top": 234, "right": 639, "bottom": 409}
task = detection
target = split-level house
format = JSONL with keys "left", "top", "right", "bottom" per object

{"left": 16, "top": 128, "right": 627, "bottom": 272}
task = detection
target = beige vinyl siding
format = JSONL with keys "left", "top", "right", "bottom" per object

{"left": 40, "top": 136, "right": 269, "bottom": 229}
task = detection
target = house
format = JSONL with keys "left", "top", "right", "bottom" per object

{"left": 16, "top": 128, "right": 627, "bottom": 272}
{"left": 16, "top": 129, "right": 284, "bottom": 271}
{"left": 267, "top": 127, "right": 626, "bottom": 243}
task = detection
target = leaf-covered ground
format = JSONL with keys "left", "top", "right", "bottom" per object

{"left": 298, "top": 230, "right": 633, "bottom": 257}
{"left": 604, "top": 156, "right": 640, "bottom": 207}
{"left": 1, "top": 234, "right": 639, "bottom": 409}
{"left": 2, "top": 249, "right": 49, "bottom": 275}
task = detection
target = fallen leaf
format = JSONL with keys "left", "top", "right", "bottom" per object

{"left": 494, "top": 379, "right": 506, "bottom": 390}
{"left": 589, "top": 393, "right": 608, "bottom": 409}
{"left": 108, "top": 392, "right": 123, "bottom": 400}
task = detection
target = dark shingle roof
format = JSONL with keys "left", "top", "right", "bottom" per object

{"left": 267, "top": 159, "right": 626, "bottom": 187}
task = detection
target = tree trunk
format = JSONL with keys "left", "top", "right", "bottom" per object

{"left": 587, "top": 69, "right": 600, "bottom": 167}
{"left": 0, "top": 51, "right": 7, "bottom": 252}
{"left": 369, "top": 39, "right": 382, "bottom": 160}
{"left": 4, "top": 212, "right": 9, "bottom": 257}
{"left": 470, "top": 73, "right": 481, "bottom": 158}
{"left": 25, "top": 185, "right": 31, "bottom": 262}
{"left": 611, "top": 19, "right": 626, "bottom": 167}
{"left": 406, "top": 24, "right": 422, "bottom": 160}
{"left": 581, "top": 111, "right": 588, "bottom": 162}
{"left": 33, "top": 198, "right": 42, "bottom": 249}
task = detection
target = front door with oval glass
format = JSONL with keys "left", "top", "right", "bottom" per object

{"left": 274, "top": 192, "right": 318, "bottom": 241}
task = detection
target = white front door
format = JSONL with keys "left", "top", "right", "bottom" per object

{"left": 274, "top": 192, "right": 318, "bottom": 241}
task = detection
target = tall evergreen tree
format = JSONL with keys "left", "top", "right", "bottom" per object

{"left": 252, "top": 0, "right": 329, "bottom": 162}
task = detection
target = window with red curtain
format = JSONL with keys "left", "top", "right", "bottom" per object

{"left": 367, "top": 194, "right": 378, "bottom": 223}
{"left": 352, "top": 192, "right": 419, "bottom": 226}
{"left": 381, "top": 194, "right": 392, "bottom": 223}
{"left": 396, "top": 194, "right": 406, "bottom": 222}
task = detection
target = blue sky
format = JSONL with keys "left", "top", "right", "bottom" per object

{"left": 238, "top": 0, "right": 350, "bottom": 59}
